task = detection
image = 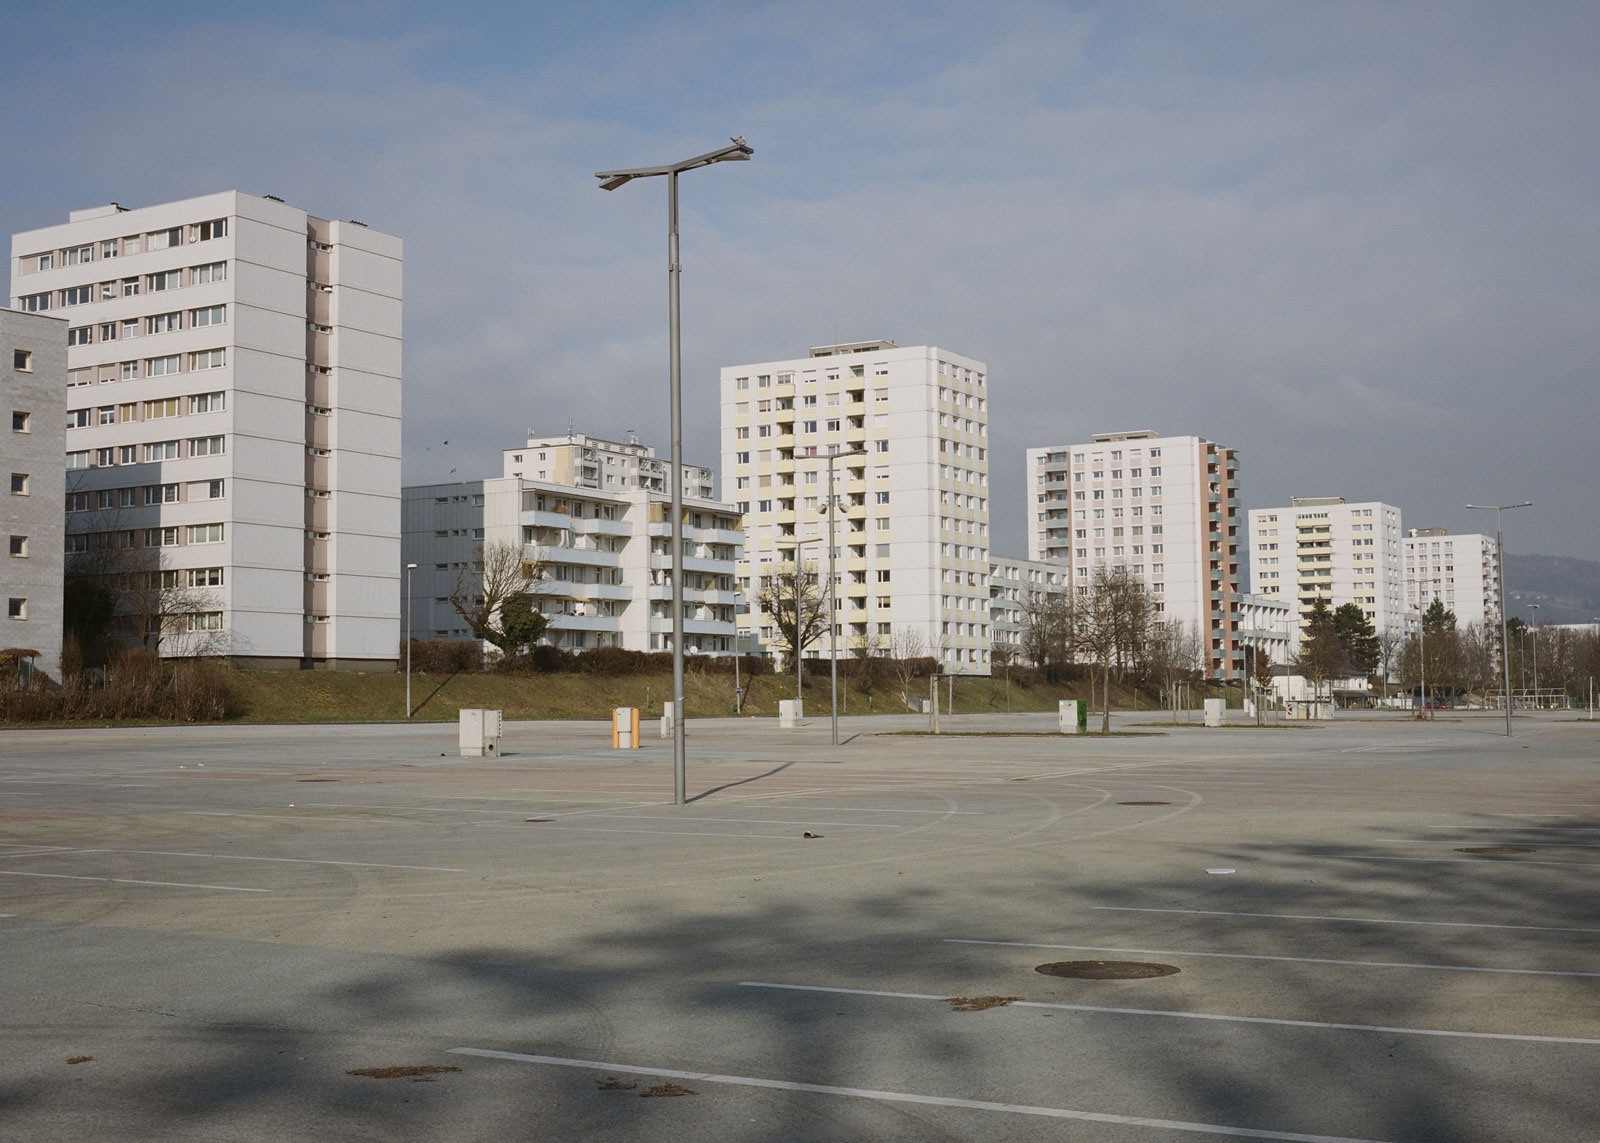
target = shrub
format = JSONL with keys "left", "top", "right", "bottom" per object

{"left": 405, "top": 639, "right": 482, "bottom": 674}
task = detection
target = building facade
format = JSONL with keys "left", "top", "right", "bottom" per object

{"left": 1247, "top": 497, "right": 1406, "bottom": 638}
{"left": 402, "top": 477, "right": 741, "bottom": 655}
{"left": 720, "top": 341, "right": 991, "bottom": 674}
{"left": 3, "top": 308, "right": 67, "bottom": 679}
{"left": 1403, "top": 528, "right": 1499, "bottom": 632}
{"left": 1026, "top": 431, "right": 1246, "bottom": 679}
{"left": 987, "top": 554, "right": 1069, "bottom": 666}
{"left": 502, "top": 430, "right": 714, "bottom": 498}
{"left": 10, "top": 192, "right": 402, "bottom": 667}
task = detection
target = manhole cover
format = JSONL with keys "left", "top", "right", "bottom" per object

{"left": 1455, "top": 846, "right": 1535, "bottom": 855}
{"left": 1036, "top": 960, "right": 1179, "bottom": 980}
{"left": 1117, "top": 800, "right": 1171, "bottom": 806}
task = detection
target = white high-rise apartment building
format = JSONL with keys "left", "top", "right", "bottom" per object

{"left": 1027, "top": 431, "right": 1246, "bottom": 679}
{"left": 11, "top": 192, "right": 402, "bottom": 667}
{"left": 721, "top": 341, "right": 991, "bottom": 674}
{"left": 1248, "top": 498, "right": 1405, "bottom": 637}
{"left": 1403, "top": 529, "right": 1499, "bottom": 632}
{"left": 3, "top": 308, "right": 67, "bottom": 680}
{"left": 502, "top": 430, "right": 714, "bottom": 498}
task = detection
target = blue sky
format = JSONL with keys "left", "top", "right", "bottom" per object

{"left": 5, "top": 1, "right": 1597, "bottom": 559}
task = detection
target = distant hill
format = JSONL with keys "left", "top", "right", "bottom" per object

{"left": 1505, "top": 553, "right": 1600, "bottom": 625}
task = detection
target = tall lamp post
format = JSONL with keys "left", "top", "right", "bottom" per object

{"left": 1529, "top": 602, "right": 1541, "bottom": 708}
{"left": 1467, "top": 501, "right": 1531, "bottom": 737}
{"left": 597, "top": 137, "right": 753, "bottom": 805}
{"left": 821, "top": 446, "right": 868, "bottom": 746}
{"left": 405, "top": 562, "right": 417, "bottom": 718}
{"left": 781, "top": 534, "right": 813, "bottom": 702}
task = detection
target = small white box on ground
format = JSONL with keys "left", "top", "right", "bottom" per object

{"left": 612, "top": 707, "right": 639, "bottom": 749}
{"left": 660, "top": 700, "right": 677, "bottom": 739}
{"left": 1204, "top": 698, "right": 1226, "bottom": 727}
{"left": 459, "top": 708, "right": 502, "bottom": 757}
{"left": 1058, "top": 699, "right": 1086, "bottom": 734}
{"left": 779, "top": 699, "right": 803, "bottom": 727}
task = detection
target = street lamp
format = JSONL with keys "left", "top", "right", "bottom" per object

{"left": 405, "top": 562, "right": 417, "bottom": 718}
{"left": 1467, "top": 501, "right": 1531, "bottom": 737}
{"left": 820, "top": 446, "right": 868, "bottom": 746}
{"left": 597, "top": 137, "right": 753, "bottom": 805}
{"left": 1529, "top": 603, "right": 1540, "bottom": 708}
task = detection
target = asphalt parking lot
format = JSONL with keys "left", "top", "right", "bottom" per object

{"left": 1, "top": 708, "right": 1596, "bottom": 1142}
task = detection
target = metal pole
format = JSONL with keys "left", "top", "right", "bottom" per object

{"left": 1530, "top": 605, "right": 1540, "bottom": 708}
{"left": 734, "top": 643, "right": 740, "bottom": 714}
{"left": 667, "top": 169, "right": 686, "bottom": 805}
{"left": 792, "top": 534, "right": 804, "bottom": 703}
{"left": 405, "top": 562, "right": 416, "bottom": 718}
{"left": 828, "top": 454, "right": 839, "bottom": 746}
{"left": 1419, "top": 616, "right": 1426, "bottom": 720}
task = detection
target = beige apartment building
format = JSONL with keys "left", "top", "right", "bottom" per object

{"left": 720, "top": 341, "right": 992, "bottom": 674}
{"left": 1248, "top": 497, "right": 1406, "bottom": 638}
{"left": 11, "top": 192, "right": 402, "bottom": 667}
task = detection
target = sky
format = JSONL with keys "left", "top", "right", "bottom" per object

{"left": 5, "top": 1, "right": 1596, "bottom": 560}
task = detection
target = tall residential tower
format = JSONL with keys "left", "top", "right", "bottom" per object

{"left": 10, "top": 192, "right": 402, "bottom": 667}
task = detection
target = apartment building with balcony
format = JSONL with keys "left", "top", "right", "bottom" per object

{"left": 1026, "top": 431, "right": 1247, "bottom": 679}
{"left": 3, "top": 308, "right": 67, "bottom": 679}
{"left": 1404, "top": 528, "right": 1499, "bottom": 632}
{"left": 402, "top": 477, "right": 741, "bottom": 655}
{"left": 1247, "top": 497, "right": 1406, "bottom": 638}
{"left": 10, "top": 192, "right": 402, "bottom": 667}
{"left": 502, "top": 430, "right": 714, "bottom": 498}
{"left": 987, "top": 554, "right": 1069, "bottom": 666}
{"left": 720, "top": 341, "right": 991, "bottom": 674}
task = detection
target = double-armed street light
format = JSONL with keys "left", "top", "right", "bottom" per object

{"left": 597, "top": 138, "right": 753, "bottom": 805}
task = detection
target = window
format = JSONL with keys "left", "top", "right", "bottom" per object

{"left": 7, "top": 599, "right": 23, "bottom": 619}
{"left": 192, "top": 261, "right": 226, "bottom": 284}
{"left": 145, "top": 483, "right": 179, "bottom": 505}
{"left": 190, "top": 218, "right": 227, "bottom": 242}
{"left": 146, "top": 527, "right": 179, "bottom": 547}
{"left": 63, "top": 286, "right": 92, "bottom": 306}
{"left": 188, "top": 523, "right": 225, "bottom": 544}
{"left": 189, "top": 392, "right": 225, "bottom": 413}
{"left": 190, "top": 305, "right": 226, "bottom": 327}
{"left": 65, "top": 451, "right": 90, "bottom": 469}
{"left": 64, "top": 245, "right": 93, "bottom": 266}
{"left": 145, "top": 398, "right": 180, "bottom": 419}
{"left": 96, "top": 448, "right": 115, "bottom": 466}
{"left": 148, "top": 270, "right": 182, "bottom": 292}
{"left": 99, "top": 323, "right": 119, "bottom": 342}
{"left": 66, "top": 409, "right": 90, "bottom": 429}
{"left": 188, "top": 567, "right": 224, "bottom": 587}
{"left": 190, "top": 349, "right": 225, "bottom": 370}
{"left": 875, "top": 491, "right": 890, "bottom": 504}
{"left": 182, "top": 435, "right": 224, "bottom": 459}
{"left": 20, "top": 293, "right": 50, "bottom": 312}
{"left": 9, "top": 536, "right": 26, "bottom": 557}
{"left": 118, "top": 445, "right": 137, "bottom": 465}
{"left": 144, "top": 441, "right": 180, "bottom": 461}
{"left": 10, "top": 411, "right": 27, "bottom": 432}
{"left": 67, "top": 326, "right": 92, "bottom": 346}
{"left": 147, "top": 312, "right": 182, "bottom": 334}
{"left": 36, "top": 253, "right": 53, "bottom": 271}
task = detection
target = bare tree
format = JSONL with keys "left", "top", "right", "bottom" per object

{"left": 1020, "top": 592, "right": 1074, "bottom": 677}
{"left": 754, "top": 558, "right": 828, "bottom": 674}
{"left": 64, "top": 538, "right": 225, "bottom": 663}
{"left": 889, "top": 625, "right": 928, "bottom": 708}
{"left": 451, "top": 540, "right": 548, "bottom": 661}
{"left": 1074, "top": 566, "right": 1154, "bottom": 733}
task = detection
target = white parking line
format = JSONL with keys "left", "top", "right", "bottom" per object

{"left": 944, "top": 939, "right": 1600, "bottom": 978}
{"left": 738, "top": 982, "right": 1600, "bottom": 1046}
{"left": 498, "top": 823, "right": 829, "bottom": 840}
{"left": 0, "top": 870, "right": 269, "bottom": 892}
{"left": 450, "top": 1046, "right": 1394, "bottom": 1142}
{"left": 1303, "top": 853, "right": 1600, "bottom": 869}
{"left": 108, "top": 849, "right": 467, "bottom": 872}
{"left": 1091, "top": 906, "right": 1600, "bottom": 935}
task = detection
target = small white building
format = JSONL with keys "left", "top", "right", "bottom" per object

{"left": 403, "top": 449, "right": 742, "bottom": 657}
{"left": 987, "top": 554, "right": 1069, "bottom": 666}
{"left": 502, "top": 430, "right": 715, "bottom": 499}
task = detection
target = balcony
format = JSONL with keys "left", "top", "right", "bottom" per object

{"left": 545, "top": 613, "right": 622, "bottom": 633}
{"left": 529, "top": 544, "right": 619, "bottom": 568}
{"left": 569, "top": 517, "right": 632, "bottom": 538}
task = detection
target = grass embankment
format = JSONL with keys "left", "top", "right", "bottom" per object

{"left": 225, "top": 668, "right": 1127, "bottom": 724}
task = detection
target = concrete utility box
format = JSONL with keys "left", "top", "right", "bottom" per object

{"left": 459, "top": 708, "right": 502, "bottom": 757}
{"left": 612, "top": 707, "right": 640, "bottom": 749}
{"left": 779, "top": 699, "right": 803, "bottom": 727}
{"left": 1059, "top": 700, "right": 1087, "bottom": 734}
{"left": 1204, "top": 698, "right": 1226, "bottom": 727}
{"left": 660, "top": 700, "right": 677, "bottom": 739}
